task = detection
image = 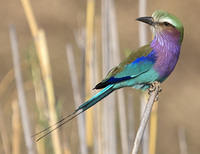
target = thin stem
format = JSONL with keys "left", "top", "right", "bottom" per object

{"left": 66, "top": 44, "right": 88, "bottom": 154}
{"left": 178, "top": 127, "right": 188, "bottom": 154}
{"left": 85, "top": 0, "right": 95, "bottom": 148}
{"left": 131, "top": 82, "right": 160, "bottom": 154}
{"left": 109, "top": 0, "right": 129, "bottom": 153}
{"left": 9, "top": 25, "right": 35, "bottom": 154}
{"left": 138, "top": 0, "right": 149, "bottom": 153}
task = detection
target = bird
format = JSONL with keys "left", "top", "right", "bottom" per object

{"left": 34, "top": 10, "right": 184, "bottom": 141}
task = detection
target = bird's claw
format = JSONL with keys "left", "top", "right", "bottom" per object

{"left": 148, "top": 81, "right": 162, "bottom": 101}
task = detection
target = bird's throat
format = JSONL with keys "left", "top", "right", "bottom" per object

{"left": 151, "top": 28, "right": 181, "bottom": 53}
{"left": 150, "top": 29, "right": 181, "bottom": 80}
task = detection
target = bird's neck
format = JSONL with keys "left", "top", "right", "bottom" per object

{"left": 151, "top": 29, "right": 181, "bottom": 54}
{"left": 150, "top": 29, "right": 182, "bottom": 80}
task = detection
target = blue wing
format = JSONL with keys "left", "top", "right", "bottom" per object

{"left": 94, "top": 49, "right": 157, "bottom": 89}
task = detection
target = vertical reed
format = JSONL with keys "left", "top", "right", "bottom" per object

{"left": 132, "top": 83, "right": 160, "bottom": 154}
{"left": 0, "top": 108, "right": 10, "bottom": 154}
{"left": 101, "top": 0, "right": 117, "bottom": 153}
{"left": 140, "top": 93, "right": 149, "bottom": 154}
{"left": 92, "top": 36, "right": 102, "bottom": 154}
{"left": 28, "top": 47, "right": 46, "bottom": 154}
{"left": 138, "top": 0, "right": 150, "bottom": 153}
{"left": 36, "top": 30, "right": 62, "bottom": 154}
{"left": 109, "top": 0, "right": 129, "bottom": 154}
{"left": 101, "top": 1, "right": 110, "bottom": 153}
{"left": 66, "top": 44, "right": 88, "bottom": 154}
{"left": 149, "top": 102, "right": 158, "bottom": 154}
{"left": 0, "top": 70, "right": 17, "bottom": 154}
{"left": 20, "top": 0, "right": 62, "bottom": 153}
{"left": 12, "top": 100, "right": 21, "bottom": 154}
{"left": 9, "top": 25, "right": 35, "bottom": 154}
{"left": 138, "top": 0, "right": 148, "bottom": 45}
{"left": 74, "top": 29, "right": 86, "bottom": 101}
{"left": 127, "top": 93, "right": 135, "bottom": 152}
{"left": 178, "top": 127, "right": 188, "bottom": 154}
{"left": 0, "top": 70, "right": 16, "bottom": 154}
{"left": 92, "top": 27, "right": 103, "bottom": 154}
{"left": 85, "top": 0, "right": 95, "bottom": 148}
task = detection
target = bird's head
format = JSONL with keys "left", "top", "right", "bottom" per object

{"left": 136, "top": 10, "right": 184, "bottom": 44}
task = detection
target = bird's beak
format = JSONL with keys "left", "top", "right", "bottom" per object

{"left": 136, "top": 16, "right": 154, "bottom": 26}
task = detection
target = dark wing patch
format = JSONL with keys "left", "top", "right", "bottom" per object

{"left": 94, "top": 44, "right": 153, "bottom": 89}
{"left": 94, "top": 76, "right": 132, "bottom": 89}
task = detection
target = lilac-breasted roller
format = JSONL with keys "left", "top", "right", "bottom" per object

{"left": 35, "top": 10, "right": 184, "bottom": 140}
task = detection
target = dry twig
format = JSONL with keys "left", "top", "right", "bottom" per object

{"left": 131, "top": 82, "right": 161, "bottom": 154}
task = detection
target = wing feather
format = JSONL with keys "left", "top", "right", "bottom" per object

{"left": 94, "top": 44, "right": 155, "bottom": 89}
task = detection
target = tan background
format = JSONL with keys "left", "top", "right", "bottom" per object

{"left": 1, "top": 0, "right": 200, "bottom": 154}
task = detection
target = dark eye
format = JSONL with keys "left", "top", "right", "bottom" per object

{"left": 163, "top": 22, "right": 170, "bottom": 26}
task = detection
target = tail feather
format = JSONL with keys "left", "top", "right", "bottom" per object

{"left": 35, "top": 110, "right": 83, "bottom": 142}
{"left": 77, "top": 84, "right": 114, "bottom": 112}
{"left": 32, "top": 110, "right": 77, "bottom": 138}
{"left": 33, "top": 84, "right": 114, "bottom": 141}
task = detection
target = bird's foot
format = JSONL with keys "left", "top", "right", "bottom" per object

{"left": 148, "top": 81, "right": 162, "bottom": 101}
{"left": 148, "top": 81, "right": 162, "bottom": 93}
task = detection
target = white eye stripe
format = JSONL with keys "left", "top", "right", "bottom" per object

{"left": 157, "top": 18, "right": 175, "bottom": 27}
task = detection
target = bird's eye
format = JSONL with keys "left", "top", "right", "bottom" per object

{"left": 163, "top": 22, "right": 170, "bottom": 26}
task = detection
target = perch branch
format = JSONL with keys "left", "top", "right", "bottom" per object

{"left": 131, "top": 81, "right": 161, "bottom": 154}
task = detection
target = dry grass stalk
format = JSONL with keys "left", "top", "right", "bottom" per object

{"left": 35, "top": 30, "right": 62, "bottom": 154}
{"left": 0, "top": 108, "right": 10, "bottom": 154}
{"left": 35, "top": 126, "right": 45, "bottom": 154}
{"left": 101, "top": 0, "right": 117, "bottom": 153}
{"left": 0, "top": 70, "right": 16, "bottom": 154}
{"left": 28, "top": 47, "right": 46, "bottom": 119}
{"left": 127, "top": 94, "right": 135, "bottom": 152}
{"left": 12, "top": 100, "right": 21, "bottom": 154}
{"left": 140, "top": 93, "right": 149, "bottom": 154}
{"left": 96, "top": 103, "right": 103, "bottom": 154}
{"left": 106, "top": 2, "right": 117, "bottom": 154}
{"left": 88, "top": 33, "right": 98, "bottom": 154}
{"left": 9, "top": 25, "right": 35, "bottom": 154}
{"left": 178, "top": 127, "right": 188, "bottom": 154}
{"left": 138, "top": 0, "right": 150, "bottom": 153}
{"left": 20, "top": 0, "right": 62, "bottom": 153}
{"left": 117, "top": 91, "right": 129, "bottom": 153}
{"left": 138, "top": 0, "right": 148, "bottom": 46}
{"left": 66, "top": 44, "right": 88, "bottom": 154}
{"left": 20, "top": 0, "right": 38, "bottom": 37}
{"left": 0, "top": 70, "right": 14, "bottom": 98}
{"left": 74, "top": 28, "right": 86, "bottom": 101}
{"left": 131, "top": 82, "right": 160, "bottom": 154}
{"left": 85, "top": 0, "right": 95, "bottom": 148}
{"left": 28, "top": 47, "right": 46, "bottom": 154}
{"left": 91, "top": 28, "right": 103, "bottom": 154}
{"left": 101, "top": 1, "right": 111, "bottom": 154}
{"left": 149, "top": 101, "right": 158, "bottom": 154}
{"left": 108, "top": 0, "right": 129, "bottom": 153}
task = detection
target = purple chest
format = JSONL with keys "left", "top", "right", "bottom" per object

{"left": 150, "top": 30, "right": 181, "bottom": 80}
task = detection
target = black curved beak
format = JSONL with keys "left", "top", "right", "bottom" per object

{"left": 136, "top": 16, "right": 154, "bottom": 25}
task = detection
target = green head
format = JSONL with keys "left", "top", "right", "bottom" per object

{"left": 137, "top": 10, "right": 184, "bottom": 43}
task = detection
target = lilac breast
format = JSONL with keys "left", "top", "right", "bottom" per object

{"left": 151, "top": 30, "right": 181, "bottom": 81}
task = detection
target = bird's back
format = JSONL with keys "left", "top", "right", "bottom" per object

{"left": 94, "top": 44, "right": 155, "bottom": 89}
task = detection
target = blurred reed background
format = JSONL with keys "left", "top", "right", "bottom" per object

{"left": 0, "top": 0, "right": 200, "bottom": 154}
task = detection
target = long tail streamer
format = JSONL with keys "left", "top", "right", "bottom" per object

{"left": 32, "top": 84, "right": 114, "bottom": 142}
{"left": 33, "top": 109, "right": 83, "bottom": 142}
